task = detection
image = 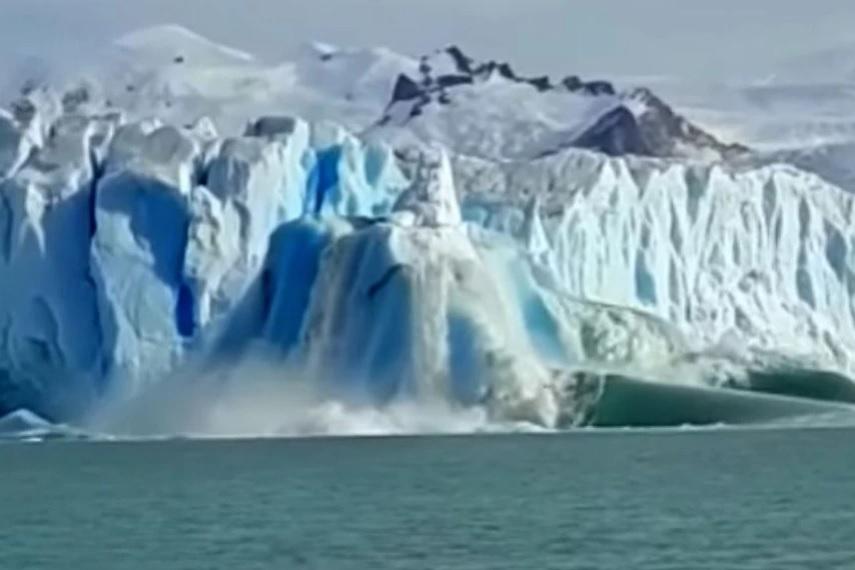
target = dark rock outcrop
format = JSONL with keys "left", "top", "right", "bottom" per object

{"left": 571, "top": 107, "right": 649, "bottom": 156}
{"left": 380, "top": 45, "right": 748, "bottom": 161}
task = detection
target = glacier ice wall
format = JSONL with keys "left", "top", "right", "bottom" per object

{"left": 1, "top": 92, "right": 854, "bottom": 430}
{"left": 0, "top": 113, "right": 105, "bottom": 415}
{"left": 0, "top": 102, "right": 413, "bottom": 419}
{"left": 454, "top": 149, "right": 855, "bottom": 375}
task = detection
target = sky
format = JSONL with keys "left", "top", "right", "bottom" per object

{"left": 2, "top": 0, "right": 855, "bottom": 82}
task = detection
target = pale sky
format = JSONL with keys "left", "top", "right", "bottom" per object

{"left": 2, "top": 0, "right": 855, "bottom": 82}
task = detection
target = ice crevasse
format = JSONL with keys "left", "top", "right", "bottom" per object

{"left": 1, "top": 96, "right": 855, "bottom": 430}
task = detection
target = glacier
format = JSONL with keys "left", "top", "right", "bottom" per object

{"left": 2, "top": 27, "right": 855, "bottom": 436}
{"left": 2, "top": 98, "right": 854, "bottom": 434}
{"left": 454, "top": 150, "right": 855, "bottom": 372}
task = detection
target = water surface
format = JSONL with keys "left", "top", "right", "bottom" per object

{"left": 2, "top": 428, "right": 854, "bottom": 569}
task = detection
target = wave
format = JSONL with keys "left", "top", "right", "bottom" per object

{"left": 583, "top": 373, "right": 855, "bottom": 429}
{"left": 0, "top": 409, "right": 102, "bottom": 442}
{"left": 63, "top": 356, "right": 855, "bottom": 441}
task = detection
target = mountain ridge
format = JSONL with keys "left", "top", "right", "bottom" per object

{"left": 5, "top": 25, "right": 750, "bottom": 163}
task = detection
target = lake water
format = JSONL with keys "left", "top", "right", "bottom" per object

{"left": 1, "top": 428, "right": 854, "bottom": 569}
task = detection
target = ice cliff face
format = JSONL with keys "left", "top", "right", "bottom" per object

{"left": 457, "top": 150, "right": 855, "bottom": 373}
{"left": 2, "top": 93, "right": 852, "bottom": 429}
{"left": 1, "top": 26, "right": 854, "bottom": 432}
{"left": 0, "top": 91, "right": 689, "bottom": 426}
{"left": 0, "top": 97, "right": 413, "bottom": 418}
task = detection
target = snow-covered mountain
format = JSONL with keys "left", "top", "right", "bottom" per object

{"left": 28, "top": 25, "right": 747, "bottom": 163}
{"left": 2, "top": 25, "right": 855, "bottom": 436}
{"left": 649, "top": 71, "right": 855, "bottom": 192}
{"left": 369, "top": 47, "right": 747, "bottom": 161}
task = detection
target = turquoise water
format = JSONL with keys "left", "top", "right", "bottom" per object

{"left": 2, "top": 429, "right": 854, "bottom": 569}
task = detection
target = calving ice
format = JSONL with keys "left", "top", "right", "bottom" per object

{"left": 0, "top": 25, "right": 854, "bottom": 438}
